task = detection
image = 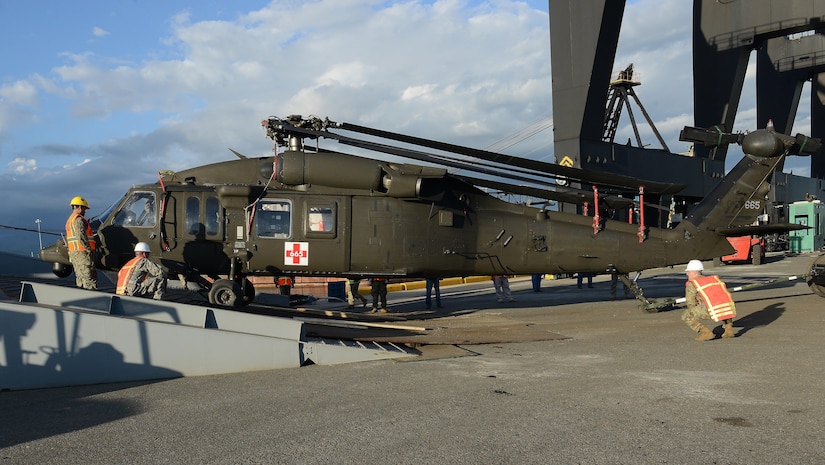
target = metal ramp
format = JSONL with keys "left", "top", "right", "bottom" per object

{"left": 0, "top": 282, "right": 417, "bottom": 391}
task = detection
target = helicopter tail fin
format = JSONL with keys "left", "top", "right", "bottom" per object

{"left": 676, "top": 125, "right": 816, "bottom": 234}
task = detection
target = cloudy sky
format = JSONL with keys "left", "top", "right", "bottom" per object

{"left": 0, "top": 0, "right": 813, "bottom": 256}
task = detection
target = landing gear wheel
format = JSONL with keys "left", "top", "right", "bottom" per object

{"left": 807, "top": 254, "right": 825, "bottom": 298}
{"left": 208, "top": 279, "right": 242, "bottom": 307}
{"left": 751, "top": 243, "right": 762, "bottom": 265}
{"left": 241, "top": 278, "right": 255, "bottom": 306}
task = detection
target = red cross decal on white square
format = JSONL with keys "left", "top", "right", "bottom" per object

{"left": 284, "top": 241, "right": 309, "bottom": 266}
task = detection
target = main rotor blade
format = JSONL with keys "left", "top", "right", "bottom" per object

{"left": 458, "top": 176, "right": 635, "bottom": 210}
{"left": 338, "top": 122, "right": 685, "bottom": 194}
{"left": 339, "top": 139, "right": 563, "bottom": 190}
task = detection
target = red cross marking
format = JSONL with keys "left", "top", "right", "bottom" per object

{"left": 285, "top": 242, "right": 308, "bottom": 265}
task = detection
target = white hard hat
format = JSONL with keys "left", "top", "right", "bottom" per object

{"left": 685, "top": 259, "right": 704, "bottom": 272}
{"left": 134, "top": 242, "right": 151, "bottom": 253}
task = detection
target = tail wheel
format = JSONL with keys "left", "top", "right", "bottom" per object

{"left": 208, "top": 279, "right": 242, "bottom": 307}
{"left": 751, "top": 243, "right": 762, "bottom": 265}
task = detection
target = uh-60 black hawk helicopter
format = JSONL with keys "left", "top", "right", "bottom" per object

{"left": 40, "top": 115, "right": 825, "bottom": 307}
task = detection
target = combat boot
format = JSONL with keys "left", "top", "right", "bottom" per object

{"left": 694, "top": 326, "right": 715, "bottom": 342}
{"left": 721, "top": 321, "right": 735, "bottom": 339}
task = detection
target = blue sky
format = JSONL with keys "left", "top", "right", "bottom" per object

{"left": 0, "top": 0, "right": 815, "bottom": 255}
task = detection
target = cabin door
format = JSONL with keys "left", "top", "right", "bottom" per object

{"left": 250, "top": 195, "right": 350, "bottom": 274}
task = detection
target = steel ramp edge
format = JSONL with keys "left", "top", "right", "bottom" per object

{"left": 0, "top": 298, "right": 304, "bottom": 391}
{"left": 302, "top": 337, "right": 420, "bottom": 365}
{"left": 5, "top": 282, "right": 419, "bottom": 390}
{"left": 19, "top": 281, "right": 304, "bottom": 340}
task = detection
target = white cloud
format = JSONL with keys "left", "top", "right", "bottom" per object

{"left": 8, "top": 157, "right": 37, "bottom": 174}
{"left": 0, "top": 79, "right": 38, "bottom": 105}
{"left": 0, "top": 0, "right": 817, "bottom": 254}
{"left": 92, "top": 26, "right": 109, "bottom": 37}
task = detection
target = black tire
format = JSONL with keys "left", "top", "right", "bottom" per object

{"left": 810, "top": 282, "right": 825, "bottom": 298}
{"left": 52, "top": 262, "right": 73, "bottom": 278}
{"left": 242, "top": 278, "right": 255, "bottom": 306}
{"left": 807, "top": 254, "right": 825, "bottom": 297}
{"left": 208, "top": 279, "right": 242, "bottom": 307}
{"left": 751, "top": 243, "right": 762, "bottom": 265}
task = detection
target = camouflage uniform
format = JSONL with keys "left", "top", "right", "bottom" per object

{"left": 681, "top": 280, "right": 711, "bottom": 332}
{"left": 119, "top": 257, "right": 167, "bottom": 300}
{"left": 346, "top": 278, "right": 368, "bottom": 308}
{"left": 492, "top": 275, "right": 514, "bottom": 303}
{"left": 66, "top": 214, "right": 97, "bottom": 290}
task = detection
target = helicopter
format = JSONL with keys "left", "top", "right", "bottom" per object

{"left": 40, "top": 115, "right": 825, "bottom": 307}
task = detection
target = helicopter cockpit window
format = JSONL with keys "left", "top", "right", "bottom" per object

{"left": 186, "top": 196, "right": 201, "bottom": 236}
{"left": 256, "top": 200, "right": 291, "bottom": 239}
{"left": 307, "top": 205, "right": 335, "bottom": 234}
{"left": 205, "top": 196, "right": 220, "bottom": 236}
{"left": 112, "top": 192, "right": 156, "bottom": 228}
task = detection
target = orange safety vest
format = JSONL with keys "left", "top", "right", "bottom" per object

{"left": 277, "top": 277, "right": 293, "bottom": 286}
{"left": 116, "top": 257, "right": 144, "bottom": 295}
{"left": 65, "top": 212, "right": 97, "bottom": 252}
{"left": 688, "top": 275, "right": 736, "bottom": 322}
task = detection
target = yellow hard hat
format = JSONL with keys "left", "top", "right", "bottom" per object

{"left": 70, "top": 196, "right": 90, "bottom": 208}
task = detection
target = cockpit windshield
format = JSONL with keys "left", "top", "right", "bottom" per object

{"left": 112, "top": 191, "right": 157, "bottom": 227}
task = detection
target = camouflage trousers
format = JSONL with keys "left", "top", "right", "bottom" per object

{"left": 681, "top": 304, "right": 713, "bottom": 332}
{"left": 69, "top": 251, "right": 97, "bottom": 290}
{"left": 131, "top": 276, "right": 167, "bottom": 300}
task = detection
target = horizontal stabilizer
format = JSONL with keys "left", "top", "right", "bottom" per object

{"left": 716, "top": 223, "right": 810, "bottom": 237}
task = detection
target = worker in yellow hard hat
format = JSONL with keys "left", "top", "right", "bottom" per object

{"left": 65, "top": 195, "right": 97, "bottom": 290}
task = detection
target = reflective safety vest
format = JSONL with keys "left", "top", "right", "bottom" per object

{"left": 688, "top": 275, "right": 736, "bottom": 321}
{"left": 116, "top": 257, "right": 144, "bottom": 295}
{"left": 65, "top": 212, "right": 97, "bottom": 252}
{"left": 277, "top": 277, "right": 293, "bottom": 286}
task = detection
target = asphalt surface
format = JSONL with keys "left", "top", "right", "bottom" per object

{"left": 2, "top": 252, "right": 824, "bottom": 464}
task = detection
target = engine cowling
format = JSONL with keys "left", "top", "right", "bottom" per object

{"left": 276, "top": 150, "right": 446, "bottom": 198}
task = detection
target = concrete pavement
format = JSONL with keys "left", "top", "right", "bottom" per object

{"left": 1, "top": 252, "right": 824, "bottom": 464}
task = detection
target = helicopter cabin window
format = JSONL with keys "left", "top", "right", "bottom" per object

{"left": 256, "top": 200, "right": 291, "bottom": 239}
{"left": 185, "top": 196, "right": 201, "bottom": 236}
{"left": 112, "top": 192, "right": 156, "bottom": 228}
{"left": 307, "top": 204, "right": 336, "bottom": 237}
{"left": 205, "top": 196, "right": 221, "bottom": 236}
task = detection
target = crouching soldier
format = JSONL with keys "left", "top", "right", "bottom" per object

{"left": 683, "top": 259, "right": 736, "bottom": 341}
{"left": 116, "top": 242, "right": 167, "bottom": 300}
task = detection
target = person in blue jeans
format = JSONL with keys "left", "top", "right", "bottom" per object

{"left": 531, "top": 273, "right": 543, "bottom": 292}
